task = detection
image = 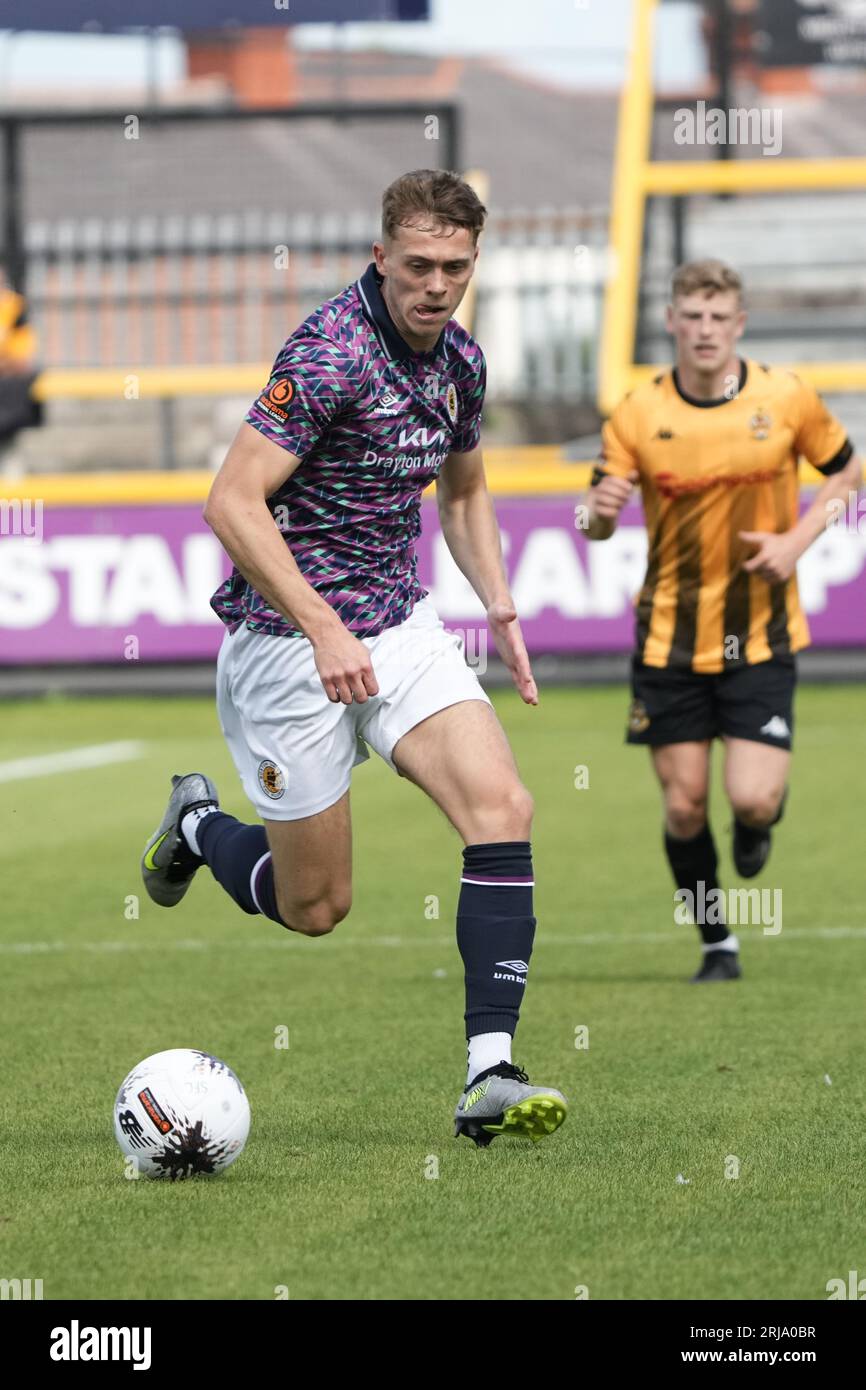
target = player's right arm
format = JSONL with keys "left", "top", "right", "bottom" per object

{"left": 204, "top": 423, "right": 378, "bottom": 705}
{"left": 582, "top": 399, "right": 640, "bottom": 540}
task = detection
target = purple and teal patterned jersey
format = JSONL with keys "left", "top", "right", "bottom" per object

{"left": 210, "top": 262, "right": 486, "bottom": 638}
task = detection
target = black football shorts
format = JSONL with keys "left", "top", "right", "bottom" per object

{"left": 626, "top": 655, "right": 796, "bottom": 751}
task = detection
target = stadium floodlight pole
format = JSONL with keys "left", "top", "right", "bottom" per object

{"left": 601, "top": 0, "right": 866, "bottom": 410}
{"left": 712, "top": 0, "right": 732, "bottom": 167}
{"left": 146, "top": 28, "right": 160, "bottom": 111}
{"left": 0, "top": 116, "right": 24, "bottom": 295}
{"left": 598, "top": 0, "right": 659, "bottom": 417}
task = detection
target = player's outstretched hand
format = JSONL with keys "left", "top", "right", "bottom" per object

{"left": 738, "top": 530, "right": 799, "bottom": 584}
{"left": 593, "top": 468, "right": 639, "bottom": 519}
{"left": 487, "top": 600, "right": 538, "bottom": 706}
{"left": 313, "top": 628, "right": 380, "bottom": 704}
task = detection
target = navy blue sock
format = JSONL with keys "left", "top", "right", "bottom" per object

{"left": 457, "top": 842, "right": 536, "bottom": 1038}
{"left": 197, "top": 812, "right": 286, "bottom": 926}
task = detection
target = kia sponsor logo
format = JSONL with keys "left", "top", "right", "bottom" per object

{"left": 397, "top": 427, "right": 447, "bottom": 449}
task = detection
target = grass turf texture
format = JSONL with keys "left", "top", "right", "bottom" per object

{"left": 1, "top": 685, "right": 864, "bottom": 1301}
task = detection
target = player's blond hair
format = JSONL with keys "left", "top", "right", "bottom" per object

{"left": 671, "top": 259, "right": 743, "bottom": 304}
{"left": 381, "top": 170, "right": 487, "bottom": 245}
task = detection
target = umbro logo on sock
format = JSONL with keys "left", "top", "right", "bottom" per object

{"left": 760, "top": 715, "right": 790, "bottom": 739}
{"left": 493, "top": 959, "right": 529, "bottom": 984}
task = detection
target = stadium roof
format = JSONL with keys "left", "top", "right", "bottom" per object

{"left": 6, "top": 51, "right": 866, "bottom": 224}
{"left": 0, "top": 1, "right": 429, "bottom": 30}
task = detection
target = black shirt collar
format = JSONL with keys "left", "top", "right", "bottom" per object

{"left": 672, "top": 357, "right": 747, "bottom": 408}
{"left": 357, "top": 262, "right": 446, "bottom": 362}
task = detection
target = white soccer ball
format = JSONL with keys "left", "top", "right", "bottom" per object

{"left": 113, "top": 1048, "right": 250, "bottom": 1179}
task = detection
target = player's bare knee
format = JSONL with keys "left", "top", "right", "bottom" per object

{"left": 276, "top": 890, "right": 351, "bottom": 937}
{"left": 472, "top": 781, "right": 533, "bottom": 841}
{"left": 666, "top": 791, "right": 708, "bottom": 839}
{"left": 508, "top": 782, "right": 534, "bottom": 835}
{"left": 730, "top": 793, "right": 779, "bottom": 828}
{"left": 284, "top": 904, "right": 339, "bottom": 937}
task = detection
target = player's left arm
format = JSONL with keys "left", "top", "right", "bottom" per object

{"left": 436, "top": 444, "right": 537, "bottom": 706}
{"left": 740, "top": 383, "right": 862, "bottom": 583}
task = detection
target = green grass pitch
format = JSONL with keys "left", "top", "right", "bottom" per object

{"left": 1, "top": 685, "right": 864, "bottom": 1301}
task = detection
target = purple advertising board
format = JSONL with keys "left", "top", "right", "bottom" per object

{"left": 1, "top": 496, "right": 865, "bottom": 664}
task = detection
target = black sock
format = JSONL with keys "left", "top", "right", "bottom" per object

{"left": 457, "top": 842, "right": 536, "bottom": 1037}
{"left": 664, "top": 823, "right": 729, "bottom": 946}
{"left": 733, "top": 818, "right": 766, "bottom": 848}
{"left": 197, "top": 812, "right": 286, "bottom": 926}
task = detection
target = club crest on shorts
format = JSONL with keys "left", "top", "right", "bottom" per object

{"left": 257, "top": 759, "right": 286, "bottom": 799}
{"left": 749, "top": 409, "right": 771, "bottom": 440}
{"left": 628, "top": 698, "right": 650, "bottom": 734}
{"left": 446, "top": 381, "right": 458, "bottom": 424}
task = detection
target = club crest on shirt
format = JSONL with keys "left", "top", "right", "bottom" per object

{"left": 257, "top": 759, "right": 286, "bottom": 799}
{"left": 256, "top": 378, "right": 295, "bottom": 425}
{"left": 446, "top": 381, "right": 458, "bottom": 424}
{"left": 749, "top": 409, "right": 771, "bottom": 440}
{"left": 628, "top": 699, "right": 651, "bottom": 734}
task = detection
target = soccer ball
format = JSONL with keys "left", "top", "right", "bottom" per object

{"left": 113, "top": 1048, "right": 250, "bottom": 1180}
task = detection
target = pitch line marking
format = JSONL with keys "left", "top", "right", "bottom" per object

{"left": 0, "top": 740, "right": 147, "bottom": 784}
{"left": 1, "top": 926, "right": 865, "bottom": 956}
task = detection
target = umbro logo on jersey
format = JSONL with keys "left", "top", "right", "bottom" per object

{"left": 760, "top": 716, "right": 790, "bottom": 739}
{"left": 370, "top": 389, "right": 407, "bottom": 416}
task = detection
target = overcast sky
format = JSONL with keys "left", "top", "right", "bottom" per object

{"left": 0, "top": 0, "right": 706, "bottom": 93}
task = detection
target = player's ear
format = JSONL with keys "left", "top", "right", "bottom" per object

{"left": 664, "top": 302, "right": 675, "bottom": 333}
{"left": 734, "top": 307, "right": 747, "bottom": 340}
{"left": 372, "top": 240, "right": 386, "bottom": 272}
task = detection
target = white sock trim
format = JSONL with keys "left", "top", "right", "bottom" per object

{"left": 180, "top": 805, "right": 218, "bottom": 856}
{"left": 466, "top": 1032, "right": 513, "bottom": 1087}
{"left": 704, "top": 934, "right": 739, "bottom": 954}
{"left": 249, "top": 851, "right": 272, "bottom": 914}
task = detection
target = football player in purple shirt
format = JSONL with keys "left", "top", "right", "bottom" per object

{"left": 142, "top": 170, "right": 566, "bottom": 1147}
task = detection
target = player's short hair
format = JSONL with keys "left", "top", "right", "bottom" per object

{"left": 671, "top": 259, "right": 743, "bottom": 304}
{"left": 381, "top": 170, "right": 487, "bottom": 245}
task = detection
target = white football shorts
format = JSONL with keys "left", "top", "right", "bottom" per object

{"left": 216, "top": 596, "right": 491, "bottom": 821}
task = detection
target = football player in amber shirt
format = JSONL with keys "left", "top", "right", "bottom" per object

{"left": 0, "top": 272, "right": 37, "bottom": 377}
{"left": 584, "top": 259, "right": 861, "bottom": 983}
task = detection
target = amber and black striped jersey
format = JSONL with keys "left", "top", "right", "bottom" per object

{"left": 0, "top": 288, "right": 36, "bottom": 366}
{"left": 593, "top": 358, "right": 853, "bottom": 673}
